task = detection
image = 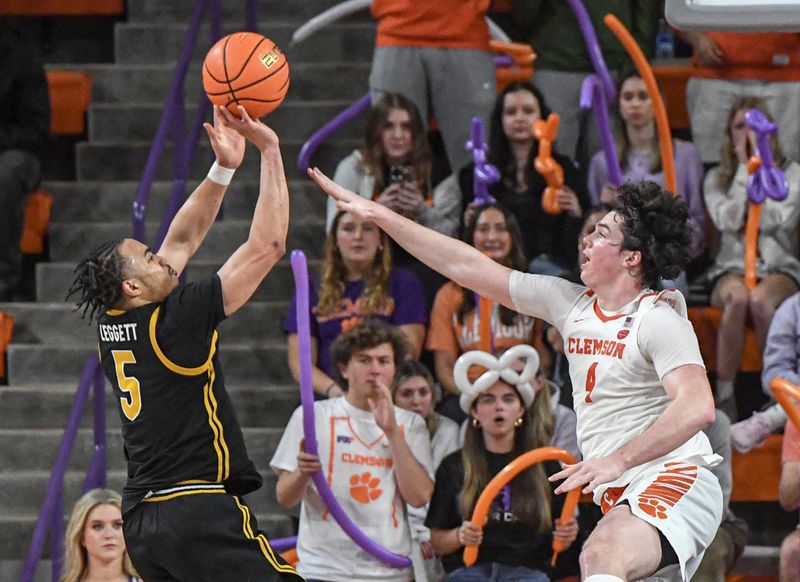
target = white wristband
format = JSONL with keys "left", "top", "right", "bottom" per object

{"left": 207, "top": 161, "right": 236, "bottom": 186}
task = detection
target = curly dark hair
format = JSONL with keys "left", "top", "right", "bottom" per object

{"left": 330, "top": 319, "right": 409, "bottom": 391}
{"left": 615, "top": 181, "right": 691, "bottom": 289}
{"left": 66, "top": 239, "right": 127, "bottom": 322}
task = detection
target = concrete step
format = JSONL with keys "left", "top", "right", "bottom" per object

{"left": 89, "top": 100, "right": 366, "bottom": 142}
{"left": 2, "top": 301, "right": 291, "bottom": 346}
{"left": 44, "top": 178, "right": 327, "bottom": 223}
{"left": 75, "top": 138, "right": 358, "bottom": 181}
{"left": 0, "top": 427, "right": 286, "bottom": 480}
{"left": 6, "top": 342, "right": 291, "bottom": 385}
{"left": 127, "top": 0, "right": 353, "bottom": 25}
{"left": 47, "top": 218, "right": 325, "bottom": 263}
{"left": 0, "top": 383, "right": 299, "bottom": 430}
{"left": 37, "top": 258, "right": 322, "bottom": 303}
{"left": 48, "top": 62, "right": 371, "bottom": 105}
{"left": 115, "top": 21, "right": 375, "bottom": 65}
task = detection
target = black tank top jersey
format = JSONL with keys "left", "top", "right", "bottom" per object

{"left": 97, "top": 276, "right": 262, "bottom": 513}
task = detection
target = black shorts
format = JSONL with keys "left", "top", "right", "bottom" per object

{"left": 123, "top": 486, "right": 302, "bottom": 581}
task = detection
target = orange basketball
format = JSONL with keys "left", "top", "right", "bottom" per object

{"left": 202, "top": 32, "right": 290, "bottom": 118}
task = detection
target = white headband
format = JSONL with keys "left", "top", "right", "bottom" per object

{"left": 454, "top": 344, "right": 540, "bottom": 413}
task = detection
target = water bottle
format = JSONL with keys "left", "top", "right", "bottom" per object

{"left": 655, "top": 18, "right": 675, "bottom": 60}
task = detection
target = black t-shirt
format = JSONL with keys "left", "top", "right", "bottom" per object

{"left": 425, "top": 450, "right": 564, "bottom": 574}
{"left": 97, "top": 276, "right": 262, "bottom": 513}
{"left": 458, "top": 154, "right": 588, "bottom": 271}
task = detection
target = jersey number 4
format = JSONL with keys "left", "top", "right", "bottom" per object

{"left": 585, "top": 362, "right": 598, "bottom": 404}
{"left": 112, "top": 350, "right": 142, "bottom": 420}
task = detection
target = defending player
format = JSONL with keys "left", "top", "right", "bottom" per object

{"left": 309, "top": 167, "right": 723, "bottom": 582}
{"left": 68, "top": 106, "right": 301, "bottom": 581}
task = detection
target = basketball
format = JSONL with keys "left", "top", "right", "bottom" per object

{"left": 202, "top": 32, "right": 290, "bottom": 118}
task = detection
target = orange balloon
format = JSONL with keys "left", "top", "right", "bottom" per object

{"left": 743, "top": 203, "right": 762, "bottom": 291}
{"left": 604, "top": 15, "right": 675, "bottom": 195}
{"left": 463, "top": 447, "right": 580, "bottom": 567}
{"left": 478, "top": 295, "right": 493, "bottom": 353}
{"left": 533, "top": 115, "right": 564, "bottom": 214}
{"left": 770, "top": 378, "right": 800, "bottom": 432}
{"left": 280, "top": 548, "right": 298, "bottom": 567}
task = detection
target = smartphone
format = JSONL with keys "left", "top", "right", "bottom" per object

{"left": 389, "top": 166, "right": 411, "bottom": 185}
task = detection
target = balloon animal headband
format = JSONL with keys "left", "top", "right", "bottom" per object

{"left": 454, "top": 344, "right": 540, "bottom": 413}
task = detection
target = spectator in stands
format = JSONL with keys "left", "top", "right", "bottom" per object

{"left": 703, "top": 97, "right": 800, "bottom": 419}
{"left": 730, "top": 290, "right": 800, "bottom": 453}
{"left": 271, "top": 320, "right": 434, "bottom": 582}
{"left": 426, "top": 345, "right": 578, "bottom": 580}
{"left": 368, "top": 1, "right": 496, "bottom": 173}
{"left": 61, "top": 488, "right": 141, "bottom": 582}
{"left": 779, "top": 417, "right": 800, "bottom": 582}
{"left": 588, "top": 72, "right": 706, "bottom": 262}
{"left": 328, "top": 92, "right": 459, "bottom": 304}
{"left": 0, "top": 22, "right": 50, "bottom": 301}
{"left": 448, "top": 81, "right": 587, "bottom": 275}
{"left": 513, "top": 1, "right": 659, "bottom": 161}
{"left": 285, "top": 210, "right": 427, "bottom": 398}
{"left": 391, "top": 360, "right": 460, "bottom": 582}
{"left": 427, "top": 202, "right": 549, "bottom": 423}
{"left": 679, "top": 31, "right": 800, "bottom": 165}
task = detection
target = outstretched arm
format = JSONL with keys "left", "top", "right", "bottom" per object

{"left": 217, "top": 106, "right": 289, "bottom": 316}
{"left": 308, "top": 167, "right": 513, "bottom": 308}
{"left": 157, "top": 105, "right": 246, "bottom": 275}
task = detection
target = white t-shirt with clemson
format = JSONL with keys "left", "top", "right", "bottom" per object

{"left": 508, "top": 271, "right": 720, "bottom": 503}
{"left": 270, "top": 396, "right": 434, "bottom": 581}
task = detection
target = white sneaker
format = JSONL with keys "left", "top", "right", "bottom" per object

{"left": 730, "top": 411, "right": 773, "bottom": 453}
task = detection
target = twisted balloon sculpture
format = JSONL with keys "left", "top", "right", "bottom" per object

{"left": 742, "top": 109, "right": 789, "bottom": 290}
{"left": 287, "top": 250, "right": 411, "bottom": 568}
{"left": 580, "top": 74, "right": 622, "bottom": 188}
{"left": 467, "top": 117, "right": 500, "bottom": 206}
{"left": 533, "top": 114, "right": 564, "bottom": 215}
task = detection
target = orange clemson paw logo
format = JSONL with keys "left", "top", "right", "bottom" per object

{"left": 638, "top": 498, "right": 668, "bottom": 519}
{"left": 349, "top": 471, "right": 382, "bottom": 504}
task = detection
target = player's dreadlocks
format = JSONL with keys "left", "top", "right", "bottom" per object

{"left": 66, "top": 239, "right": 127, "bottom": 322}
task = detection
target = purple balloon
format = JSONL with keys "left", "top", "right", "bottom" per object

{"left": 745, "top": 108, "right": 789, "bottom": 204}
{"left": 465, "top": 117, "right": 499, "bottom": 206}
{"left": 566, "top": 0, "right": 616, "bottom": 103}
{"left": 290, "top": 250, "right": 412, "bottom": 569}
{"left": 580, "top": 75, "right": 622, "bottom": 187}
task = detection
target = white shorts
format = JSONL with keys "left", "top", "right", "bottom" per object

{"left": 599, "top": 461, "right": 723, "bottom": 582}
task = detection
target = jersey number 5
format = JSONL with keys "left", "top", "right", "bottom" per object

{"left": 112, "top": 350, "right": 142, "bottom": 420}
{"left": 585, "top": 362, "right": 598, "bottom": 403}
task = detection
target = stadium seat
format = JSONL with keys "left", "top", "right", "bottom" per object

{"left": 46, "top": 70, "right": 93, "bottom": 135}
{"left": 20, "top": 189, "right": 53, "bottom": 255}
{"left": 688, "top": 306, "right": 763, "bottom": 373}
{"left": 0, "top": 0, "right": 124, "bottom": 16}
{"left": 0, "top": 311, "right": 13, "bottom": 378}
{"left": 652, "top": 63, "right": 694, "bottom": 132}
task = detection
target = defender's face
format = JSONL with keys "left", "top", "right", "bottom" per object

{"left": 119, "top": 238, "right": 179, "bottom": 302}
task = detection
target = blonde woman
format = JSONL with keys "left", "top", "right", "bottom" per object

{"left": 61, "top": 489, "right": 140, "bottom": 582}
{"left": 286, "top": 210, "right": 427, "bottom": 397}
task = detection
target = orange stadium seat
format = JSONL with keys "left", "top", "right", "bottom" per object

{"left": 688, "top": 306, "right": 763, "bottom": 373}
{"left": 20, "top": 189, "right": 53, "bottom": 255}
{"left": 0, "top": 311, "right": 14, "bottom": 378}
{"left": 46, "top": 70, "right": 93, "bottom": 135}
{"left": 731, "top": 434, "right": 782, "bottom": 502}
{"left": 0, "top": 0, "right": 124, "bottom": 15}
{"left": 652, "top": 63, "right": 694, "bottom": 132}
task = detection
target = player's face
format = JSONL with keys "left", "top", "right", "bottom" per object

{"left": 578, "top": 210, "right": 607, "bottom": 267}
{"left": 471, "top": 381, "right": 525, "bottom": 440}
{"left": 580, "top": 211, "right": 633, "bottom": 288}
{"left": 393, "top": 374, "right": 434, "bottom": 418}
{"left": 335, "top": 214, "right": 382, "bottom": 269}
{"left": 81, "top": 503, "right": 126, "bottom": 566}
{"left": 472, "top": 208, "right": 512, "bottom": 263}
{"left": 119, "top": 239, "right": 179, "bottom": 302}
{"left": 381, "top": 107, "right": 413, "bottom": 165}
{"left": 618, "top": 77, "right": 652, "bottom": 129}
{"left": 501, "top": 89, "right": 540, "bottom": 145}
{"left": 341, "top": 342, "right": 396, "bottom": 400}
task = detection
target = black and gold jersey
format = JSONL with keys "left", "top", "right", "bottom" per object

{"left": 98, "top": 276, "right": 262, "bottom": 513}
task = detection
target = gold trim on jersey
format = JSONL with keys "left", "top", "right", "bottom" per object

{"left": 148, "top": 306, "right": 229, "bottom": 482}
{"left": 233, "top": 496, "right": 298, "bottom": 575}
{"left": 106, "top": 309, "right": 126, "bottom": 316}
{"left": 143, "top": 487, "right": 226, "bottom": 503}
{"left": 148, "top": 307, "right": 217, "bottom": 375}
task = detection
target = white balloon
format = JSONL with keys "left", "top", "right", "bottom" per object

{"left": 291, "top": 0, "right": 372, "bottom": 47}
{"left": 455, "top": 346, "right": 540, "bottom": 413}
